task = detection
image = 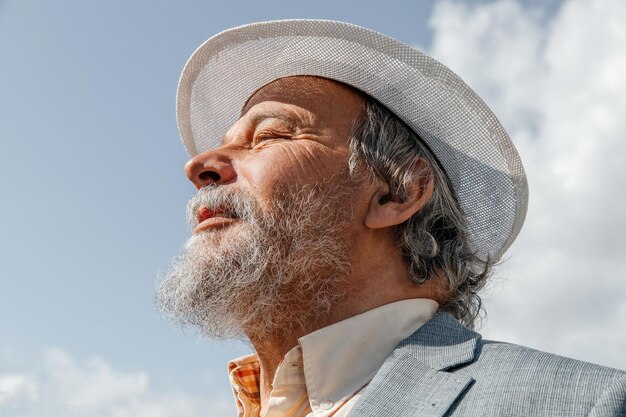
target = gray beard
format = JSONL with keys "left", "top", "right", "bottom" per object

{"left": 156, "top": 176, "right": 358, "bottom": 342}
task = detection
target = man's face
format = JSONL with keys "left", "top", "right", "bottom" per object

{"left": 157, "top": 77, "right": 368, "bottom": 341}
{"left": 187, "top": 76, "right": 366, "bottom": 227}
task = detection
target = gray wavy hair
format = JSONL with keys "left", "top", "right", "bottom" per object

{"left": 348, "top": 98, "right": 493, "bottom": 329}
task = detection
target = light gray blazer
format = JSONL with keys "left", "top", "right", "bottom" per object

{"left": 348, "top": 313, "right": 626, "bottom": 417}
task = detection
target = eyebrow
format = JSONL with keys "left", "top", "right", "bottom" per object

{"left": 245, "top": 110, "right": 300, "bottom": 127}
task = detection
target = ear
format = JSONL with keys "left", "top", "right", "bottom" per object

{"left": 365, "top": 158, "right": 435, "bottom": 229}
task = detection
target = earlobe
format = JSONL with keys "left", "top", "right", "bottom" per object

{"left": 364, "top": 158, "right": 435, "bottom": 230}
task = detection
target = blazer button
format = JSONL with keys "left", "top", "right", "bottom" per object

{"left": 320, "top": 401, "right": 333, "bottom": 410}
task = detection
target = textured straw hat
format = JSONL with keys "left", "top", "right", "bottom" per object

{"left": 176, "top": 19, "right": 528, "bottom": 262}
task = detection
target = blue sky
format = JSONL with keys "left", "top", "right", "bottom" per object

{"left": 1, "top": 0, "right": 625, "bottom": 415}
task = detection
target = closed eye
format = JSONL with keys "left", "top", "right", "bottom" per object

{"left": 253, "top": 131, "right": 292, "bottom": 146}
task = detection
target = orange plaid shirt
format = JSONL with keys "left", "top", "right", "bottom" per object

{"left": 229, "top": 355, "right": 263, "bottom": 416}
{"left": 227, "top": 299, "right": 439, "bottom": 417}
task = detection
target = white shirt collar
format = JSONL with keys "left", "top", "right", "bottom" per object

{"left": 296, "top": 298, "right": 438, "bottom": 411}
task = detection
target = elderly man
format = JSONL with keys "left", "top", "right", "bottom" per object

{"left": 157, "top": 20, "right": 626, "bottom": 416}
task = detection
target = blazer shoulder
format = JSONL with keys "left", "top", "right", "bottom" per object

{"left": 476, "top": 338, "right": 626, "bottom": 381}
{"left": 449, "top": 338, "right": 626, "bottom": 416}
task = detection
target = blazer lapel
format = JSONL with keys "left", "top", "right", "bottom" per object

{"left": 347, "top": 313, "right": 480, "bottom": 417}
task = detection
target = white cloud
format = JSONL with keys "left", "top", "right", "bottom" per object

{"left": 428, "top": 0, "right": 626, "bottom": 369}
{"left": 0, "top": 348, "right": 233, "bottom": 417}
{"left": 0, "top": 374, "right": 38, "bottom": 406}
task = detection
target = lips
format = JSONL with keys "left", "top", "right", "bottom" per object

{"left": 194, "top": 206, "right": 238, "bottom": 233}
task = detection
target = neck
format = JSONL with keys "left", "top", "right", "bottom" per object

{"left": 252, "top": 339, "right": 290, "bottom": 407}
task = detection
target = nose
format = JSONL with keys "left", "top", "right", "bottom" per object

{"left": 184, "top": 149, "right": 237, "bottom": 189}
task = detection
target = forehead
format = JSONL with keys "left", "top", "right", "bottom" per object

{"left": 241, "top": 76, "right": 365, "bottom": 122}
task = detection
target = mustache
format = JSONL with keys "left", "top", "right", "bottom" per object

{"left": 187, "top": 185, "right": 260, "bottom": 227}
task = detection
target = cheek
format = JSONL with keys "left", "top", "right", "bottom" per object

{"left": 238, "top": 144, "right": 350, "bottom": 201}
